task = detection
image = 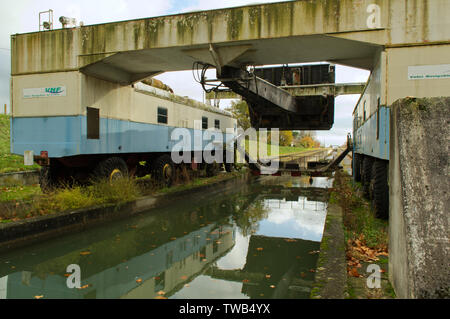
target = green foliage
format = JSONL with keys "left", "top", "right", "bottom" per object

{"left": 0, "top": 114, "right": 40, "bottom": 173}
{"left": 225, "top": 100, "right": 251, "bottom": 130}
{"left": 332, "top": 170, "right": 388, "bottom": 250}
{"left": 0, "top": 178, "right": 141, "bottom": 220}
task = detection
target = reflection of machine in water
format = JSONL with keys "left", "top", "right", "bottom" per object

{"left": 0, "top": 194, "right": 237, "bottom": 300}
{"left": 0, "top": 223, "right": 235, "bottom": 299}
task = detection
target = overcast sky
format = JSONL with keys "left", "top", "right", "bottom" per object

{"left": 0, "top": 0, "right": 369, "bottom": 146}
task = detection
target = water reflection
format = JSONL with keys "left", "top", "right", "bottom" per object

{"left": 0, "top": 176, "right": 331, "bottom": 299}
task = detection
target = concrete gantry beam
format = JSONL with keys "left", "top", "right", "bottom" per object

{"left": 11, "top": 0, "right": 450, "bottom": 84}
{"left": 205, "top": 82, "right": 366, "bottom": 100}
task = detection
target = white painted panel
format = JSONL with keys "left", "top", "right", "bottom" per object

{"left": 408, "top": 64, "right": 450, "bottom": 80}
{"left": 23, "top": 86, "right": 67, "bottom": 98}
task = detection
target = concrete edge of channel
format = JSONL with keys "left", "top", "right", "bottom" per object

{"left": 0, "top": 171, "right": 251, "bottom": 253}
{"left": 310, "top": 202, "right": 347, "bottom": 299}
{"left": 0, "top": 170, "right": 40, "bottom": 186}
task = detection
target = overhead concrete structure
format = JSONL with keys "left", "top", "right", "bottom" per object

{"left": 12, "top": 0, "right": 449, "bottom": 84}
{"left": 205, "top": 82, "right": 366, "bottom": 101}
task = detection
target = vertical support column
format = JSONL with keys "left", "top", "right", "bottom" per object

{"left": 389, "top": 97, "right": 450, "bottom": 298}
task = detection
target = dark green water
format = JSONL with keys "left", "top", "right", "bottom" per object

{"left": 0, "top": 176, "right": 332, "bottom": 299}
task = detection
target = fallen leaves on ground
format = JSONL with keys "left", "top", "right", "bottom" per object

{"left": 346, "top": 234, "right": 389, "bottom": 275}
{"left": 348, "top": 267, "right": 362, "bottom": 278}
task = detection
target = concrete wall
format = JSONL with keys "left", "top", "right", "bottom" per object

{"left": 386, "top": 45, "right": 450, "bottom": 105}
{"left": 389, "top": 97, "right": 449, "bottom": 298}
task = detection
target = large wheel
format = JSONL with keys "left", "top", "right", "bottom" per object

{"left": 93, "top": 157, "right": 129, "bottom": 182}
{"left": 361, "top": 156, "right": 374, "bottom": 198}
{"left": 153, "top": 154, "right": 174, "bottom": 187}
{"left": 353, "top": 153, "right": 362, "bottom": 182}
{"left": 224, "top": 163, "right": 234, "bottom": 173}
{"left": 372, "top": 161, "right": 389, "bottom": 219}
{"left": 205, "top": 162, "right": 220, "bottom": 177}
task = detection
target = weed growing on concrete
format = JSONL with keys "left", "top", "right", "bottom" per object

{"left": 331, "top": 169, "right": 388, "bottom": 250}
{"left": 0, "top": 178, "right": 141, "bottom": 221}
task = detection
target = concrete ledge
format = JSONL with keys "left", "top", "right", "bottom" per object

{"left": 310, "top": 203, "right": 347, "bottom": 299}
{"left": 0, "top": 172, "right": 250, "bottom": 253}
{"left": 389, "top": 97, "right": 450, "bottom": 298}
{"left": 0, "top": 170, "right": 39, "bottom": 186}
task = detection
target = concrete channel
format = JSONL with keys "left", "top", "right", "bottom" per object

{"left": 0, "top": 171, "right": 39, "bottom": 187}
{"left": 0, "top": 162, "right": 344, "bottom": 299}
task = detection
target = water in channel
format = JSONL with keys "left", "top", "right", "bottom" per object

{"left": 0, "top": 175, "right": 333, "bottom": 299}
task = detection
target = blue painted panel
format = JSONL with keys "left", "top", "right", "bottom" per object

{"left": 12, "top": 116, "right": 236, "bottom": 158}
{"left": 353, "top": 106, "right": 389, "bottom": 161}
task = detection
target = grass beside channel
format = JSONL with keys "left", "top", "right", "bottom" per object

{"left": 0, "top": 114, "right": 40, "bottom": 173}
{"left": 330, "top": 170, "right": 388, "bottom": 249}
{"left": 0, "top": 178, "right": 140, "bottom": 222}
{"left": 0, "top": 169, "right": 248, "bottom": 223}
{"left": 329, "top": 169, "right": 394, "bottom": 299}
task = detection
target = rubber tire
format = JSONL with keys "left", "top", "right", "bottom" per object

{"left": 153, "top": 154, "right": 174, "bottom": 187}
{"left": 353, "top": 153, "right": 362, "bottom": 182}
{"left": 93, "top": 157, "right": 129, "bottom": 182}
{"left": 361, "top": 156, "right": 374, "bottom": 198}
{"left": 206, "top": 162, "right": 219, "bottom": 177}
{"left": 224, "top": 163, "right": 234, "bottom": 173}
{"left": 372, "top": 161, "right": 389, "bottom": 219}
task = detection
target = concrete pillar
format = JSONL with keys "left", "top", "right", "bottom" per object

{"left": 389, "top": 97, "right": 449, "bottom": 298}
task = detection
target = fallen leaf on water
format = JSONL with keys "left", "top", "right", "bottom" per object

{"left": 270, "top": 285, "right": 276, "bottom": 289}
{"left": 309, "top": 269, "right": 316, "bottom": 273}
{"left": 265, "top": 274, "right": 271, "bottom": 279}
{"left": 157, "top": 290, "right": 165, "bottom": 295}
{"left": 170, "top": 237, "right": 176, "bottom": 241}
{"left": 256, "top": 247, "right": 264, "bottom": 251}
{"left": 184, "top": 284, "right": 190, "bottom": 287}
{"left": 64, "top": 274, "right": 71, "bottom": 277}
{"left": 78, "top": 284, "right": 90, "bottom": 290}
{"left": 136, "top": 278, "right": 142, "bottom": 284}
{"left": 180, "top": 276, "right": 188, "bottom": 280}
{"left": 242, "top": 279, "right": 249, "bottom": 283}
{"left": 34, "top": 295, "right": 44, "bottom": 299}
{"left": 80, "top": 251, "right": 91, "bottom": 256}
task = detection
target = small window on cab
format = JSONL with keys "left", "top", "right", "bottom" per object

{"left": 158, "top": 107, "right": 168, "bottom": 124}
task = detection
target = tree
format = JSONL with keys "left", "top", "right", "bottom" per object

{"left": 225, "top": 100, "right": 251, "bottom": 131}
{"left": 299, "top": 135, "right": 316, "bottom": 148}
{"left": 279, "top": 131, "right": 293, "bottom": 146}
